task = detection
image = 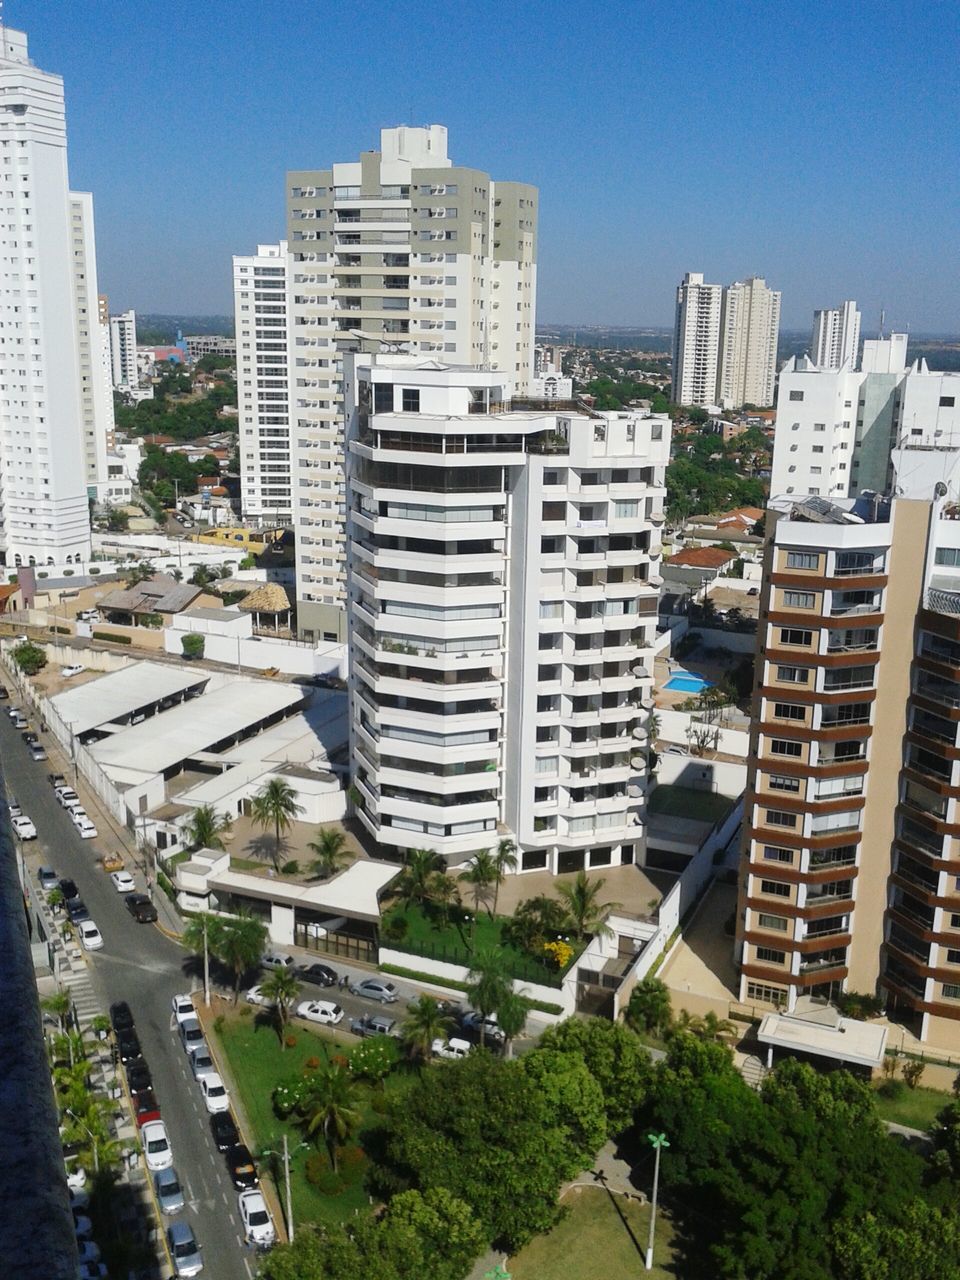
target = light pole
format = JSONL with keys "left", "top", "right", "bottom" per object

{"left": 202, "top": 914, "right": 211, "bottom": 1008}
{"left": 645, "top": 1131, "right": 669, "bottom": 1272}
{"left": 262, "top": 1136, "right": 307, "bottom": 1243}
{"left": 65, "top": 1109, "right": 99, "bottom": 1174}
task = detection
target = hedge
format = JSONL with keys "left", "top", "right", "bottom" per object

{"left": 378, "top": 963, "right": 564, "bottom": 1017}
{"left": 92, "top": 630, "right": 132, "bottom": 645}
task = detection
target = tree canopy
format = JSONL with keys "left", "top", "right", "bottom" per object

{"left": 539, "top": 1015, "right": 652, "bottom": 1133}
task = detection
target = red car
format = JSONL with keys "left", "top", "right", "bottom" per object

{"left": 132, "top": 1087, "right": 162, "bottom": 1128}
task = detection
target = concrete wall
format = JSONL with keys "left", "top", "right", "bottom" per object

{"left": 379, "top": 945, "right": 577, "bottom": 1017}
{"left": 655, "top": 751, "right": 748, "bottom": 795}
{"left": 163, "top": 624, "right": 346, "bottom": 678}
{"left": 657, "top": 706, "right": 750, "bottom": 757}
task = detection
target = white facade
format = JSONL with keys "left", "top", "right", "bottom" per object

{"left": 811, "top": 300, "right": 860, "bottom": 370}
{"left": 530, "top": 372, "right": 573, "bottom": 400}
{"left": 70, "top": 192, "right": 114, "bottom": 489}
{"left": 672, "top": 272, "right": 722, "bottom": 406}
{"left": 346, "top": 355, "right": 669, "bottom": 875}
{"left": 0, "top": 28, "right": 92, "bottom": 568}
{"left": 109, "top": 308, "right": 137, "bottom": 391}
{"left": 233, "top": 242, "right": 291, "bottom": 524}
{"left": 286, "top": 124, "right": 538, "bottom": 643}
{"left": 717, "top": 276, "right": 781, "bottom": 409}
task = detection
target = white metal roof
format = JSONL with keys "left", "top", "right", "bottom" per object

{"left": 208, "top": 858, "right": 398, "bottom": 923}
{"left": 50, "top": 662, "right": 208, "bottom": 735}
{"left": 221, "top": 689, "right": 348, "bottom": 767}
{"left": 758, "top": 1011, "right": 888, "bottom": 1069}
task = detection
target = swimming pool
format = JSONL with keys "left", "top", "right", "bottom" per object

{"left": 664, "top": 672, "right": 714, "bottom": 694}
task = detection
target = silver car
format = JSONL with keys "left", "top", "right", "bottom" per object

{"left": 167, "top": 1220, "right": 202, "bottom": 1276}
{"left": 154, "top": 1166, "right": 185, "bottom": 1215}
{"left": 189, "top": 1046, "right": 217, "bottom": 1080}
{"left": 349, "top": 977, "right": 399, "bottom": 1004}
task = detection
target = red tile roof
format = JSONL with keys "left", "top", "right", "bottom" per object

{"left": 667, "top": 546, "right": 737, "bottom": 569}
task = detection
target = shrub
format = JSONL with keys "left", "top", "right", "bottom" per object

{"left": 304, "top": 1154, "right": 344, "bottom": 1193}
{"left": 213, "top": 1015, "right": 225, "bottom": 1035}
{"left": 280, "top": 859, "right": 300, "bottom": 876}
{"left": 305, "top": 1056, "right": 321, "bottom": 1071}
{"left": 93, "top": 630, "right": 132, "bottom": 644}
{"left": 902, "top": 1059, "right": 926, "bottom": 1090}
{"left": 63, "top": 569, "right": 74, "bottom": 577}
{"left": 181, "top": 633, "right": 205, "bottom": 660}
{"left": 878, "top": 1079, "right": 905, "bottom": 1101}
{"left": 12, "top": 641, "right": 47, "bottom": 675}
{"left": 369, "top": 1092, "right": 389, "bottom": 1115}
{"left": 90, "top": 568, "right": 100, "bottom": 576}
{"left": 285, "top": 1034, "right": 298, "bottom": 1049}
{"left": 37, "top": 571, "right": 48, "bottom": 579}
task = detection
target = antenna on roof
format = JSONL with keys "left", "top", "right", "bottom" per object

{"left": 878, "top": 307, "right": 885, "bottom": 340}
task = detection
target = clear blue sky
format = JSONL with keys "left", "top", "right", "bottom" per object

{"left": 18, "top": 0, "right": 960, "bottom": 331}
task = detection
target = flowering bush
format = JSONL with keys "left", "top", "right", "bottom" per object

{"left": 543, "top": 939, "right": 574, "bottom": 971}
{"left": 272, "top": 1075, "right": 308, "bottom": 1118}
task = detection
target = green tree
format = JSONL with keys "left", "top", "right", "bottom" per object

{"left": 349, "top": 1034, "right": 399, "bottom": 1086}
{"left": 457, "top": 848, "right": 499, "bottom": 919}
{"left": 465, "top": 950, "right": 511, "bottom": 1047}
{"left": 380, "top": 1186, "right": 487, "bottom": 1280}
{"left": 539, "top": 1016, "right": 652, "bottom": 1134}
{"left": 495, "top": 991, "right": 529, "bottom": 1061}
{"left": 106, "top": 507, "right": 130, "bottom": 532}
{"left": 307, "top": 826, "right": 350, "bottom": 880}
{"left": 491, "top": 837, "right": 517, "bottom": 917}
{"left": 401, "top": 995, "right": 454, "bottom": 1066}
{"left": 261, "top": 966, "right": 301, "bottom": 1046}
{"left": 12, "top": 640, "right": 47, "bottom": 676}
{"left": 184, "top": 803, "right": 232, "bottom": 851}
{"left": 250, "top": 777, "right": 305, "bottom": 872}
{"left": 390, "top": 848, "right": 444, "bottom": 913}
{"left": 181, "top": 632, "right": 204, "bottom": 660}
{"left": 625, "top": 976, "right": 672, "bottom": 1037}
{"left": 300, "top": 1062, "right": 362, "bottom": 1174}
{"left": 832, "top": 1201, "right": 960, "bottom": 1280}
{"left": 209, "top": 913, "right": 267, "bottom": 1002}
{"left": 427, "top": 870, "right": 461, "bottom": 926}
{"left": 555, "top": 869, "right": 621, "bottom": 939}
{"left": 41, "top": 991, "right": 74, "bottom": 1035}
{"left": 521, "top": 1046, "right": 607, "bottom": 1175}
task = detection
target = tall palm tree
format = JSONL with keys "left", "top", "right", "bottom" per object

{"left": 300, "top": 1063, "right": 362, "bottom": 1174}
{"left": 458, "top": 848, "right": 499, "bottom": 919}
{"left": 41, "top": 991, "right": 73, "bottom": 1036}
{"left": 185, "top": 803, "right": 232, "bottom": 852}
{"left": 697, "top": 1011, "right": 736, "bottom": 1043}
{"left": 491, "top": 837, "right": 517, "bottom": 918}
{"left": 428, "top": 871, "right": 461, "bottom": 927}
{"left": 465, "top": 949, "right": 512, "bottom": 1047}
{"left": 495, "top": 991, "right": 528, "bottom": 1061}
{"left": 250, "top": 778, "right": 304, "bottom": 873}
{"left": 260, "top": 967, "right": 301, "bottom": 1046}
{"left": 213, "top": 914, "right": 268, "bottom": 1003}
{"left": 555, "top": 870, "right": 621, "bottom": 940}
{"left": 307, "top": 827, "right": 350, "bottom": 880}
{"left": 391, "top": 848, "right": 444, "bottom": 913}
{"left": 400, "top": 996, "right": 454, "bottom": 1065}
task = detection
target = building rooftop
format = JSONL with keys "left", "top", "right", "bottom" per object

{"left": 97, "top": 574, "right": 201, "bottom": 615}
{"left": 203, "top": 850, "right": 398, "bottom": 924}
{"left": 49, "top": 661, "right": 208, "bottom": 736}
{"left": 666, "top": 546, "right": 737, "bottom": 569}
{"left": 758, "top": 1009, "right": 888, "bottom": 1070}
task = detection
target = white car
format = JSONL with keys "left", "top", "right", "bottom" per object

{"left": 65, "top": 1159, "right": 87, "bottom": 1193}
{"left": 73, "top": 814, "right": 98, "bottom": 840}
{"left": 11, "top": 814, "right": 37, "bottom": 840}
{"left": 238, "top": 1188, "right": 276, "bottom": 1247}
{"left": 55, "top": 787, "right": 80, "bottom": 808}
{"left": 110, "top": 870, "right": 135, "bottom": 893}
{"left": 199, "top": 1073, "right": 230, "bottom": 1114}
{"left": 62, "top": 664, "right": 85, "bottom": 678}
{"left": 295, "top": 999, "right": 343, "bottom": 1026}
{"left": 171, "top": 994, "right": 195, "bottom": 1026}
{"left": 244, "top": 985, "right": 276, "bottom": 1008}
{"left": 432, "top": 1036, "right": 472, "bottom": 1060}
{"left": 261, "top": 951, "right": 295, "bottom": 972}
{"left": 8, "top": 799, "right": 21, "bottom": 817}
{"left": 142, "top": 1120, "right": 173, "bottom": 1171}
{"left": 78, "top": 920, "right": 103, "bottom": 951}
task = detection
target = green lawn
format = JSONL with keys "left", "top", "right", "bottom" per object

{"left": 213, "top": 1010, "right": 403, "bottom": 1227}
{"left": 648, "top": 783, "right": 734, "bottom": 825}
{"left": 509, "top": 1185, "right": 678, "bottom": 1279}
{"left": 873, "top": 1082, "right": 950, "bottom": 1131}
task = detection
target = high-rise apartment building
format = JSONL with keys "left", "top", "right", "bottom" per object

{"left": 345, "top": 354, "right": 669, "bottom": 874}
{"left": 69, "top": 193, "right": 114, "bottom": 491}
{"left": 811, "top": 300, "right": 861, "bottom": 371}
{"left": 717, "top": 276, "right": 781, "bottom": 410}
{"left": 233, "top": 243, "right": 291, "bottom": 525}
{"left": 286, "top": 125, "right": 538, "bottom": 643}
{"left": 0, "top": 27, "right": 94, "bottom": 567}
{"left": 109, "top": 309, "right": 137, "bottom": 391}
{"left": 672, "top": 272, "right": 722, "bottom": 407}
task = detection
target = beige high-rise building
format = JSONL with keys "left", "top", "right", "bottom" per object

{"left": 717, "top": 276, "right": 781, "bottom": 410}
{"left": 671, "top": 272, "right": 722, "bottom": 407}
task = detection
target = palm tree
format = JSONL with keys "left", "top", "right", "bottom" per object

{"left": 250, "top": 778, "right": 304, "bottom": 873}
{"left": 213, "top": 914, "right": 268, "bottom": 1003}
{"left": 555, "top": 870, "right": 621, "bottom": 940}
{"left": 697, "top": 1011, "right": 736, "bottom": 1043}
{"left": 41, "top": 991, "right": 73, "bottom": 1036}
{"left": 307, "top": 827, "right": 350, "bottom": 881}
{"left": 465, "top": 949, "right": 512, "bottom": 1047}
{"left": 458, "top": 848, "right": 499, "bottom": 919}
{"left": 495, "top": 991, "right": 528, "bottom": 1061}
{"left": 491, "top": 837, "right": 518, "bottom": 919}
{"left": 391, "top": 848, "right": 444, "bottom": 913}
{"left": 260, "top": 967, "right": 301, "bottom": 1046}
{"left": 300, "top": 1063, "right": 362, "bottom": 1174}
{"left": 428, "top": 871, "right": 461, "bottom": 927}
{"left": 185, "top": 803, "right": 232, "bottom": 852}
{"left": 401, "top": 996, "right": 454, "bottom": 1065}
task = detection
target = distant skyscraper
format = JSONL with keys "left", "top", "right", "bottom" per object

{"left": 69, "top": 193, "right": 114, "bottom": 491}
{"left": 717, "top": 276, "right": 781, "bottom": 409}
{"left": 811, "top": 300, "right": 861, "bottom": 370}
{"left": 672, "top": 272, "right": 722, "bottom": 407}
{"left": 0, "top": 27, "right": 98, "bottom": 568}
{"left": 109, "top": 309, "right": 138, "bottom": 392}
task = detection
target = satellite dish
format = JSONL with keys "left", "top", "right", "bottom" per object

{"left": 935, "top": 481, "right": 948, "bottom": 498}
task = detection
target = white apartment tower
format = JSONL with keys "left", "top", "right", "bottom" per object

{"left": 811, "top": 300, "right": 861, "bottom": 371}
{"left": 109, "top": 308, "right": 137, "bottom": 391}
{"left": 287, "top": 125, "right": 538, "bottom": 643}
{"left": 672, "top": 272, "right": 722, "bottom": 407}
{"left": 233, "top": 242, "right": 291, "bottom": 524}
{"left": 0, "top": 28, "right": 95, "bottom": 567}
{"left": 346, "top": 355, "right": 669, "bottom": 875}
{"left": 70, "top": 192, "right": 114, "bottom": 491}
{"left": 717, "top": 276, "right": 781, "bottom": 410}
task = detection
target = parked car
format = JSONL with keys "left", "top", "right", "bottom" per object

{"left": 38, "top": 865, "right": 58, "bottom": 892}
{"left": 48, "top": 772, "right": 67, "bottom": 789}
{"left": 76, "top": 1241, "right": 102, "bottom": 1266}
{"left": 132, "top": 1087, "right": 162, "bottom": 1127}
{"left": 67, "top": 898, "right": 90, "bottom": 924}
{"left": 459, "top": 1011, "right": 506, "bottom": 1044}
{"left": 58, "top": 877, "right": 78, "bottom": 901}
{"left": 62, "top": 664, "right": 86, "bottom": 677}
{"left": 178, "top": 1018, "right": 205, "bottom": 1055}
{"left": 431, "top": 1036, "right": 472, "bottom": 1060}
{"left": 199, "top": 1073, "right": 230, "bottom": 1114}
{"left": 297, "top": 961, "right": 338, "bottom": 988}
{"left": 64, "top": 1147, "right": 86, "bottom": 1193}
{"left": 349, "top": 977, "right": 399, "bottom": 1004}
{"left": 126, "top": 893, "right": 158, "bottom": 923}
{"left": 78, "top": 920, "right": 103, "bottom": 951}
{"left": 77, "top": 1260, "right": 107, "bottom": 1279}
{"left": 72, "top": 813, "right": 98, "bottom": 840}
{"left": 11, "top": 713, "right": 27, "bottom": 729}
{"left": 0, "top": 685, "right": 7, "bottom": 699}
{"left": 73, "top": 1212, "right": 94, "bottom": 1239}
{"left": 171, "top": 994, "right": 195, "bottom": 1026}
{"left": 154, "top": 1166, "right": 186, "bottom": 1215}
{"left": 55, "top": 786, "right": 80, "bottom": 808}
{"left": 238, "top": 1188, "right": 275, "bottom": 1247}
{"left": 29, "top": 744, "right": 47, "bottom": 762}
{"left": 116, "top": 1029, "right": 142, "bottom": 1064}
{"left": 141, "top": 1120, "right": 173, "bottom": 1172}
{"left": 349, "top": 1013, "right": 397, "bottom": 1039}
{"left": 189, "top": 1046, "right": 217, "bottom": 1081}
{"left": 244, "top": 985, "right": 276, "bottom": 1008}
{"left": 7, "top": 798, "right": 21, "bottom": 817}
{"left": 261, "top": 951, "right": 295, "bottom": 972}
{"left": 126, "top": 1061, "right": 152, "bottom": 1095}
{"left": 6, "top": 704, "right": 21, "bottom": 718}
{"left": 210, "top": 1111, "right": 239, "bottom": 1152}
{"left": 110, "top": 1001, "right": 135, "bottom": 1034}
{"left": 11, "top": 815, "right": 37, "bottom": 840}
{"left": 166, "top": 1220, "right": 203, "bottom": 1277}
{"left": 110, "top": 870, "right": 136, "bottom": 893}
{"left": 295, "top": 999, "right": 343, "bottom": 1026}
{"left": 225, "top": 1144, "right": 258, "bottom": 1190}
{"left": 21, "top": 729, "right": 38, "bottom": 745}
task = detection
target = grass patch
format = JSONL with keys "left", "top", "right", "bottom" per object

{"left": 648, "top": 784, "right": 733, "bottom": 825}
{"left": 509, "top": 1185, "right": 678, "bottom": 1279}
{"left": 378, "top": 963, "right": 564, "bottom": 1016}
{"left": 873, "top": 1082, "right": 950, "bottom": 1131}
{"left": 213, "top": 1010, "right": 404, "bottom": 1227}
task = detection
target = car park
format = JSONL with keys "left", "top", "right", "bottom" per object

{"left": 38, "top": 865, "right": 58, "bottom": 892}
{"left": 167, "top": 1220, "right": 203, "bottom": 1277}
{"left": 78, "top": 920, "right": 104, "bottom": 951}
{"left": 141, "top": 1120, "right": 173, "bottom": 1172}
{"left": 116, "top": 1029, "right": 142, "bottom": 1063}
{"left": 178, "top": 1017, "right": 205, "bottom": 1054}
{"left": 154, "top": 1166, "right": 186, "bottom": 1215}
{"left": 110, "top": 870, "right": 135, "bottom": 893}
{"left": 29, "top": 744, "right": 47, "bottom": 762}
{"left": 295, "top": 999, "right": 343, "bottom": 1026}
{"left": 261, "top": 951, "right": 295, "bottom": 972}
{"left": 171, "top": 994, "right": 195, "bottom": 1025}
{"left": 199, "top": 1073, "right": 230, "bottom": 1114}
{"left": 432, "top": 1036, "right": 472, "bottom": 1060}
{"left": 297, "top": 961, "right": 338, "bottom": 987}
{"left": 226, "top": 1144, "right": 258, "bottom": 1189}
{"left": 132, "top": 1087, "right": 162, "bottom": 1127}
{"left": 189, "top": 1046, "right": 216, "bottom": 1081}
{"left": 349, "top": 1012, "right": 397, "bottom": 1039}
{"left": 210, "top": 1111, "right": 239, "bottom": 1152}
{"left": 11, "top": 815, "right": 37, "bottom": 840}
{"left": 67, "top": 898, "right": 90, "bottom": 924}
{"left": 238, "top": 1188, "right": 275, "bottom": 1247}
{"left": 349, "top": 977, "right": 399, "bottom": 1004}
{"left": 110, "top": 1001, "right": 135, "bottom": 1034}
{"left": 125, "top": 893, "right": 158, "bottom": 923}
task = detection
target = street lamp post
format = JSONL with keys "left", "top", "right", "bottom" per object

{"left": 645, "top": 1131, "right": 669, "bottom": 1272}
{"left": 261, "top": 1136, "right": 308, "bottom": 1244}
{"left": 202, "top": 914, "right": 210, "bottom": 1008}
{"left": 65, "top": 1109, "right": 99, "bottom": 1174}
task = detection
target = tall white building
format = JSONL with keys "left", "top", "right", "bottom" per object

{"left": 346, "top": 354, "right": 669, "bottom": 875}
{"left": 717, "top": 276, "right": 781, "bottom": 410}
{"left": 233, "top": 242, "right": 291, "bottom": 525}
{"left": 286, "top": 124, "right": 538, "bottom": 643}
{"left": 109, "top": 309, "right": 137, "bottom": 391}
{"left": 69, "top": 193, "right": 114, "bottom": 491}
{"left": 0, "top": 27, "right": 95, "bottom": 568}
{"left": 671, "top": 272, "right": 722, "bottom": 407}
{"left": 811, "top": 299, "right": 861, "bottom": 370}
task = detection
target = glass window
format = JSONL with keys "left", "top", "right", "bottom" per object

{"left": 760, "top": 879, "right": 792, "bottom": 897}
{"left": 614, "top": 500, "right": 638, "bottom": 519}
{"left": 765, "top": 810, "right": 798, "bottom": 829}
{"left": 768, "top": 774, "right": 801, "bottom": 793}
{"left": 779, "top": 628, "right": 813, "bottom": 646}
{"left": 758, "top": 913, "right": 789, "bottom": 932}
{"left": 935, "top": 547, "right": 960, "bottom": 567}
{"left": 373, "top": 383, "right": 393, "bottom": 413}
{"left": 770, "top": 739, "right": 803, "bottom": 757}
{"left": 401, "top": 388, "right": 420, "bottom": 412}
{"left": 776, "top": 665, "right": 810, "bottom": 684}
{"left": 756, "top": 945, "right": 787, "bottom": 963}
{"left": 788, "top": 390, "right": 804, "bottom": 402}
{"left": 786, "top": 551, "right": 819, "bottom": 570}
{"left": 772, "top": 702, "right": 806, "bottom": 721}
{"left": 762, "top": 845, "right": 794, "bottom": 863}
{"left": 783, "top": 590, "right": 816, "bottom": 608}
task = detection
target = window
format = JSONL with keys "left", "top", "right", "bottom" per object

{"left": 614, "top": 500, "right": 638, "bottom": 519}
{"left": 760, "top": 879, "right": 792, "bottom": 897}
{"left": 768, "top": 774, "right": 801, "bottom": 793}
{"left": 765, "top": 810, "right": 798, "bottom": 829}
{"left": 770, "top": 739, "right": 803, "bottom": 757}
{"left": 373, "top": 383, "right": 393, "bottom": 413}
{"left": 747, "top": 982, "right": 786, "bottom": 1005}
{"left": 401, "top": 388, "right": 420, "bottom": 412}
{"left": 758, "top": 913, "right": 789, "bottom": 932}
{"left": 539, "top": 601, "right": 562, "bottom": 619}
{"left": 779, "top": 628, "right": 813, "bottom": 647}
{"left": 776, "top": 665, "right": 810, "bottom": 684}
{"left": 789, "top": 390, "right": 804, "bottom": 402}
{"left": 935, "top": 547, "right": 960, "bottom": 567}
{"left": 940, "top": 396, "right": 956, "bottom": 408}
{"left": 763, "top": 845, "right": 794, "bottom": 863}
{"left": 948, "top": 950, "right": 960, "bottom": 966}
{"left": 773, "top": 702, "right": 806, "bottom": 721}
{"left": 756, "top": 946, "right": 787, "bottom": 964}
{"left": 783, "top": 590, "right": 816, "bottom": 608}
{"left": 786, "top": 551, "right": 819, "bottom": 570}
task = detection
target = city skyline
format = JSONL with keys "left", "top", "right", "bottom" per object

{"left": 18, "top": 0, "right": 960, "bottom": 331}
